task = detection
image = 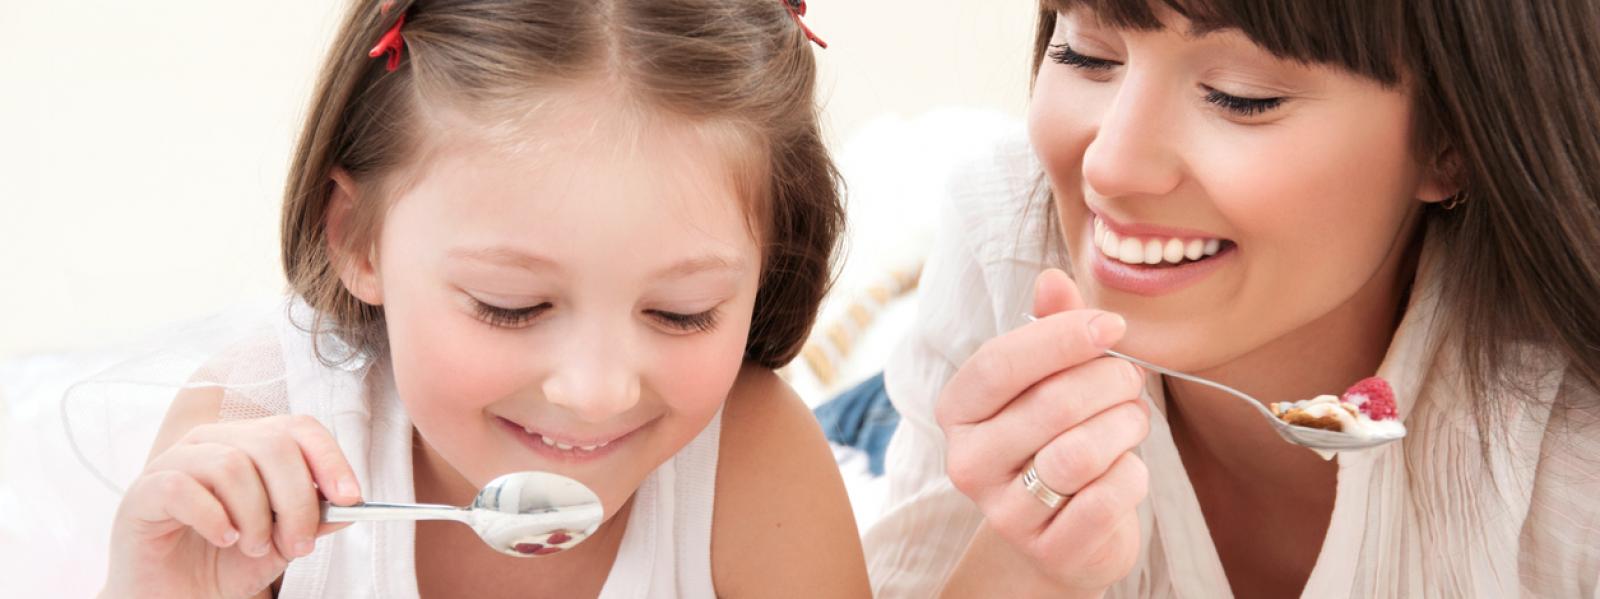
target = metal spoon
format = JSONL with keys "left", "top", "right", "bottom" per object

{"left": 1022, "top": 313, "right": 1404, "bottom": 452}
{"left": 321, "top": 471, "right": 604, "bottom": 557}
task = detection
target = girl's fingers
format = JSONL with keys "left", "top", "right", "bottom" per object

{"left": 952, "top": 357, "right": 1144, "bottom": 491}
{"left": 236, "top": 426, "right": 323, "bottom": 559}
{"left": 127, "top": 470, "right": 240, "bottom": 549}
{"left": 937, "top": 308, "right": 1127, "bottom": 429}
{"left": 282, "top": 415, "right": 362, "bottom": 506}
{"left": 187, "top": 443, "right": 278, "bottom": 559}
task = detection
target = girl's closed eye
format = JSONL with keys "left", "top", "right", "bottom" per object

{"left": 472, "top": 299, "right": 551, "bottom": 328}
{"left": 647, "top": 307, "right": 720, "bottom": 334}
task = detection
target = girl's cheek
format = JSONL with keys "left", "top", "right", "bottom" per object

{"left": 651, "top": 328, "right": 749, "bottom": 414}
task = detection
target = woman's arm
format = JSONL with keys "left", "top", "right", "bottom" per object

{"left": 711, "top": 366, "right": 871, "bottom": 598}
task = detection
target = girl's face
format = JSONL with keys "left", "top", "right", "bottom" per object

{"left": 1030, "top": 8, "right": 1451, "bottom": 373}
{"left": 356, "top": 96, "right": 762, "bottom": 523}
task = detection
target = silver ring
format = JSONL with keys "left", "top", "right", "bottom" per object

{"left": 1021, "top": 459, "right": 1071, "bottom": 510}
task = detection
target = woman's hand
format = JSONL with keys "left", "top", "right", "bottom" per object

{"left": 103, "top": 415, "right": 363, "bottom": 599}
{"left": 936, "top": 269, "right": 1151, "bottom": 596}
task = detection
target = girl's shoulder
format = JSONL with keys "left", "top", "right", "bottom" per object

{"left": 709, "top": 365, "right": 870, "bottom": 597}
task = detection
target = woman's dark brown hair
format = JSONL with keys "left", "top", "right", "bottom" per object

{"left": 1031, "top": 0, "right": 1600, "bottom": 434}
{"left": 281, "top": 0, "right": 843, "bottom": 369}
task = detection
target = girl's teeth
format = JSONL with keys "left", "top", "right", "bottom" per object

{"left": 1092, "top": 217, "right": 1225, "bottom": 266}
{"left": 529, "top": 430, "right": 610, "bottom": 452}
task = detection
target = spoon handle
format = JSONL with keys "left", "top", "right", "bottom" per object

{"left": 321, "top": 501, "right": 469, "bottom": 524}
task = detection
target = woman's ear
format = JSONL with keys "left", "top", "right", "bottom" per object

{"left": 327, "top": 168, "right": 384, "bottom": 306}
{"left": 1417, "top": 146, "right": 1464, "bottom": 205}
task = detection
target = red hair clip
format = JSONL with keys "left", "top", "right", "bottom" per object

{"left": 369, "top": 1, "right": 407, "bottom": 72}
{"left": 783, "top": 0, "right": 827, "bottom": 49}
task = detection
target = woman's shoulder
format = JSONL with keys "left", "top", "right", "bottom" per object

{"left": 939, "top": 127, "right": 1045, "bottom": 254}
{"left": 709, "top": 365, "right": 870, "bottom": 596}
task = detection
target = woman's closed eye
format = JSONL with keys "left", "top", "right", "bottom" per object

{"left": 1048, "top": 42, "right": 1120, "bottom": 71}
{"left": 1202, "top": 86, "right": 1285, "bottom": 117}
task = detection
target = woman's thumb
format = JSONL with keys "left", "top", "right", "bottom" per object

{"left": 1031, "top": 268, "right": 1083, "bottom": 318}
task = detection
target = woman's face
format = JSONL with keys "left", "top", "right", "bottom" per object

{"left": 1030, "top": 7, "right": 1450, "bottom": 373}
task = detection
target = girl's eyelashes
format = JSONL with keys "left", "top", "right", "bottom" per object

{"left": 472, "top": 300, "right": 551, "bottom": 328}
{"left": 647, "top": 308, "right": 720, "bottom": 333}
{"left": 1203, "top": 86, "right": 1285, "bottom": 116}
{"left": 1047, "top": 42, "right": 1120, "bottom": 71}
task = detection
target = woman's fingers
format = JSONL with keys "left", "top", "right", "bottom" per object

{"left": 1031, "top": 268, "right": 1084, "bottom": 319}
{"left": 963, "top": 399, "right": 1149, "bottom": 545}
{"left": 951, "top": 357, "right": 1144, "bottom": 492}
{"left": 1028, "top": 400, "right": 1150, "bottom": 504}
{"left": 124, "top": 470, "right": 240, "bottom": 549}
{"left": 936, "top": 308, "right": 1127, "bottom": 429}
{"left": 1034, "top": 452, "right": 1150, "bottom": 574}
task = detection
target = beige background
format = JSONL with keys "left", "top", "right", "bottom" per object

{"left": 0, "top": 1, "right": 1037, "bottom": 357}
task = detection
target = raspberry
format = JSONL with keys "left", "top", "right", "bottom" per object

{"left": 1343, "top": 376, "right": 1397, "bottom": 420}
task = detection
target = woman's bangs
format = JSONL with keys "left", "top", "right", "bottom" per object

{"left": 1043, "top": 0, "right": 1405, "bottom": 84}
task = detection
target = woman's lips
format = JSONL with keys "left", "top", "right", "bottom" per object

{"left": 495, "top": 416, "right": 639, "bottom": 462}
{"left": 1086, "top": 214, "right": 1235, "bottom": 296}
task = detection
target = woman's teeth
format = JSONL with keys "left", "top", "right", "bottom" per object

{"left": 524, "top": 427, "right": 609, "bottom": 452}
{"left": 1094, "top": 217, "right": 1223, "bottom": 266}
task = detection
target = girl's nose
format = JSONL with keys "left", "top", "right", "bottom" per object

{"left": 541, "top": 337, "right": 643, "bottom": 423}
{"left": 1080, "top": 73, "right": 1185, "bottom": 200}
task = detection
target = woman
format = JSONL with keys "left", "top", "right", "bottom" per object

{"left": 864, "top": 0, "right": 1600, "bottom": 597}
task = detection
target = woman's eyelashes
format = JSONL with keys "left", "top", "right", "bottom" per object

{"left": 1048, "top": 42, "right": 1119, "bottom": 71}
{"left": 469, "top": 298, "right": 720, "bottom": 333}
{"left": 1202, "top": 86, "right": 1285, "bottom": 116}
{"left": 1048, "top": 42, "right": 1288, "bottom": 117}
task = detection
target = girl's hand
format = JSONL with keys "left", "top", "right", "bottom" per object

{"left": 103, "top": 415, "right": 363, "bottom": 599}
{"left": 936, "top": 269, "right": 1151, "bottom": 596}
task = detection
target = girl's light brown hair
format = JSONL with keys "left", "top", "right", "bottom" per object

{"left": 282, "top": 0, "right": 843, "bottom": 369}
{"left": 1031, "top": 0, "right": 1600, "bottom": 442}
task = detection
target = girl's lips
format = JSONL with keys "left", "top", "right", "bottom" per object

{"left": 1084, "top": 216, "right": 1236, "bottom": 296}
{"left": 495, "top": 417, "right": 640, "bottom": 462}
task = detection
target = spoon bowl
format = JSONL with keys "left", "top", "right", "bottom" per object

{"left": 322, "top": 471, "right": 604, "bottom": 557}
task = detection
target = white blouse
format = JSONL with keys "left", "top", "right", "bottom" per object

{"left": 862, "top": 133, "right": 1600, "bottom": 598}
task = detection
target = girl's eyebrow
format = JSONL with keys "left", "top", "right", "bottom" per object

{"left": 449, "top": 246, "right": 745, "bottom": 279}
{"left": 450, "top": 246, "right": 561, "bottom": 273}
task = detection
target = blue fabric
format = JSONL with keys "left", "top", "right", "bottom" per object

{"left": 812, "top": 372, "right": 900, "bottom": 476}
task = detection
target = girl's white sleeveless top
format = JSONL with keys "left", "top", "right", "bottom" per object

{"left": 263, "top": 316, "right": 723, "bottom": 598}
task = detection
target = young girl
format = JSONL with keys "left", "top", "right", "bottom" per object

{"left": 865, "top": 0, "right": 1600, "bottom": 597}
{"left": 95, "top": 0, "right": 869, "bottom": 597}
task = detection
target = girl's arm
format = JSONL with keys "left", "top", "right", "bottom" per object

{"left": 711, "top": 366, "right": 871, "bottom": 597}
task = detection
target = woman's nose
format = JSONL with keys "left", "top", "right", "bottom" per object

{"left": 1080, "top": 74, "right": 1185, "bottom": 200}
